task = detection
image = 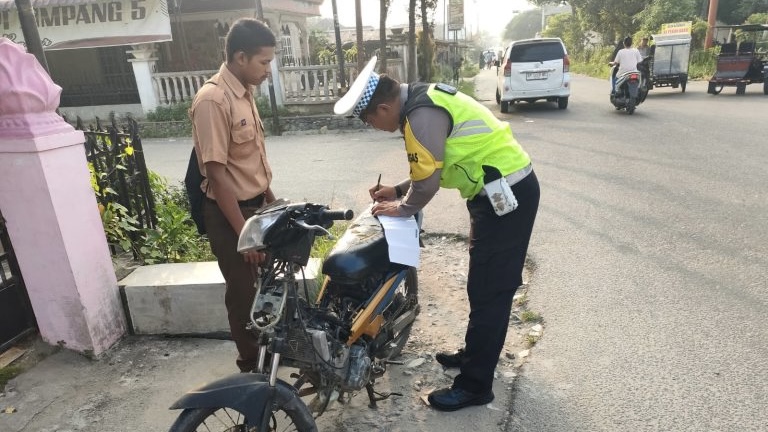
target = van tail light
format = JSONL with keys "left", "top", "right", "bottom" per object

{"left": 504, "top": 60, "right": 511, "bottom": 77}
{"left": 563, "top": 54, "right": 570, "bottom": 73}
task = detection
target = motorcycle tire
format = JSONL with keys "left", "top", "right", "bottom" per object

{"left": 627, "top": 99, "right": 636, "bottom": 115}
{"left": 376, "top": 267, "right": 419, "bottom": 360}
{"left": 169, "top": 405, "right": 317, "bottom": 432}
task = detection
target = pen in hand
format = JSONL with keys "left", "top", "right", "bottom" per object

{"left": 373, "top": 173, "right": 381, "bottom": 204}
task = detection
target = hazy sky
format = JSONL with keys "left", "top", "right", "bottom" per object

{"left": 319, "top": 0, "right": 535, "bottom": 38}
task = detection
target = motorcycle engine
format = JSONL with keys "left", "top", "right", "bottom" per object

{"left": 302, "top": 328, "right": 371, "bottom": 391}
{"left": 344, "top": 344, "right": 372, "bottom": 390}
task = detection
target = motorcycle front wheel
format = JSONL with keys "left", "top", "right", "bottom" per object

{"left": 169, "top": 406, "right": 317, "bottom": 432}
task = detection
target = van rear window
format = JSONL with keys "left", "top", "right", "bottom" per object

{"left": 509, "top": 42, "right": 564, "bottom": 62}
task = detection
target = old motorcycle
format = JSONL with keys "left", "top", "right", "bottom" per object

{"left": 167, "top": 199, "right": 422, "bottom": 431}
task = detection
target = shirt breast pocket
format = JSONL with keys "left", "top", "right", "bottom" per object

{"left": 231, "top": 123, "right": 255, "bottom": 144}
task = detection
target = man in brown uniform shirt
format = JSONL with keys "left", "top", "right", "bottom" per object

{"left": 190, "top": 18, "right": 276, "bottom": 372}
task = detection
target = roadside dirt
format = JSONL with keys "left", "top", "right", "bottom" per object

{"left": 313, "top": 234, "right": 540, "bottom": 431}
{"left": 0, "top": 235, "right": 540, "bottom": 432}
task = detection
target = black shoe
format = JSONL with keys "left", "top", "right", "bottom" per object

{"left": 427, "top": 387, "right": 495, "bottom": 412}
{"left": 435, "top": 348, "right": 465, "bottom": 368}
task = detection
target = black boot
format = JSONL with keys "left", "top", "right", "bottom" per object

{"left": 428, "top": 387, "right": 495, "bottom": 411}
{"left": 435, "top": 348, "right": 465, "bottom": 368}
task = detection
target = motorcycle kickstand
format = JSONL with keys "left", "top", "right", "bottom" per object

{"left": 365, "top": 382, "right": 403, "bottom": 409}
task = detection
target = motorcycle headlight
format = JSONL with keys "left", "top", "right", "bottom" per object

{"left": 237, "top": 212, "right": 282, "bottom": 253}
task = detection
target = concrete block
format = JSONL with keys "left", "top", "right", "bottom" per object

{"left": 119, "top": 262, "right": 227, "bottom": 336}
{"left": 118, "top": 259, "right": 322, "bottom": 336}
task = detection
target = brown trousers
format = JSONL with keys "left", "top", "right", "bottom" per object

{"left": 203, "top": 199, "right": 262, "bottom": 372}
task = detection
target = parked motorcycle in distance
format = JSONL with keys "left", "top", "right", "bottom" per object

{"left": 610, "top": 58, "right": 650, "bottom": 114}
{"left": 167, "top": 199, "right": 422, "bottom": 432}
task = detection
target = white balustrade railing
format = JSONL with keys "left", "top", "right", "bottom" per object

{"left": 279, "top": 65, "right": 344, "bottom": 103}
{"left": 151, "top": 59, "right": 405, "bottom": 107}
{"left": 152, "top": 70, "right": 217, "bottom": 105}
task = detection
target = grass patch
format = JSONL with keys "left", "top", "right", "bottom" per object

{"left": 0, "top": 365, "right": 23, "bottom": 390}
{"left": 458, "top": 79, "right": 477, "bottom": 100}
{"left": 520, "top": 310, "right": 541, "bottom": 323}
{"left": 311, "top": 222, "right": 347, "bottom": 261}
{"left": 526, "top": 334, "right": 539, "bottom": 347}
{"left": 514, "top": 293, "right": 529, "bottom": 307}
{"left": 308, "top": 222, "right": 348, "bottom": 301}
{"left": 571, "top": 46, "right": 718, "bottom": 81}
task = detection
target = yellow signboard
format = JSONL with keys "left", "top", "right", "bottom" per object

{"left": 660, "top": 21, "right": 693, "bottom": 35}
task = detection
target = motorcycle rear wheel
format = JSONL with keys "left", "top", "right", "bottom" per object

{"left": 169, "top": 406, "right": 316, "bottom": 432}
{"left": 376, "top": 267, "right": 419, "bottom": 360}
{"left": 627, "top": 99, "right": 636, "bottom": 115}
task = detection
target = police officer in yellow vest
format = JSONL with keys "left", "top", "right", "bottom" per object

{"left": 334, "top": 57, "right": 540, "bottom": 412}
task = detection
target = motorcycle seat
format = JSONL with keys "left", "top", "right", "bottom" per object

{"left": 617, "top": 69, "right": 640, "bottom": 78}
{"left": 322, "top": 210, "right": 391, "bottom": 283}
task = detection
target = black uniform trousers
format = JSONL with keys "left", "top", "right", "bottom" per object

{"left": 453, "top": 170, "right": 540, "bottom": 393}
{"left": 203, "top": 199, "right": 263, "bottom": 372}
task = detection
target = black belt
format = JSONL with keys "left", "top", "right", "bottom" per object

{"left": 207, "top": 193, "right": 265, "bottom": 208}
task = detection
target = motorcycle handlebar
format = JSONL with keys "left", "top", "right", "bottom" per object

{"left": 320, "top": 208, "right": 354, "bottom": 222}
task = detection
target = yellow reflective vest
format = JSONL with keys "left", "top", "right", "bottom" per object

{"left": 400, "top": 83, "right": 531, "bottom": 199}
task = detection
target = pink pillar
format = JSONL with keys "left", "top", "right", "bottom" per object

{"left": 0, "top": 38, "right": 126, "bottom": 356}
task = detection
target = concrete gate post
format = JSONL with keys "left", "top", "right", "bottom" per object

{"left": 127, "top": 43, "right": 160, "bottom": 114}
{"left": 0, "top": 38, "right": 127, "bottom": 356}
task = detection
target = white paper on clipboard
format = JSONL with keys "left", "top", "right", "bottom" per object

{"left": 378, "top": 215, "right": 420, "bottom": 268}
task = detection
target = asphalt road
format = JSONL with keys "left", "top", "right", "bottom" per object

{"left": 474, "top": 70, "right": 767, "bottom": 431}
{"left": 141, "top": 70, "right": 767, "bottom": 431}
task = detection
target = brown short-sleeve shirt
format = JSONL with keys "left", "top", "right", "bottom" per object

{"left": 190, "top": 63, "right": 272, "bottom": 201}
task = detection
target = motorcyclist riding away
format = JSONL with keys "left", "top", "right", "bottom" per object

{"left": 610, "top": 36, "right": 643, "bottom": 94}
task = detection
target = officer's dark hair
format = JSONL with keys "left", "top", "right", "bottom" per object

{"left": 359, "top": 74, "right": 400, "bottom": 121}
{"left": 226, "top": 18, "right": 276, "bottom": 62}
{"left": 623, "top": 36, "right": 633, "bottom": 47}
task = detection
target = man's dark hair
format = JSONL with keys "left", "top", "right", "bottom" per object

{"left": 226, "top": 18, "right": 276, "bottom": 62}
{"left": 359, "top": 74, "right": 400, "bottom": 121}
{"left": 623, "top": 36, "right": 633, "bottom": 47}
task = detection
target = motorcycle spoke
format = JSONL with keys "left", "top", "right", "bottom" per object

{"left": 196, "top": 408, "right": 245, "bottom": 431}
{"left": 177, "top": 407, "right": 304, "bottom": 432}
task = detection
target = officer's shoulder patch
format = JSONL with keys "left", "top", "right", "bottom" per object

{"left": 434, "top": 83, "right": 458, "bottom": 95}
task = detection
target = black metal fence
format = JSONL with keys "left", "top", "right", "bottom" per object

{"left": 74, "top": 116, "right": 157, "bottom": 256}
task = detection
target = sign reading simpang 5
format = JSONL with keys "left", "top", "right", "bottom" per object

{"left": 0, "top": 0, "right": 171, "bottom": 50}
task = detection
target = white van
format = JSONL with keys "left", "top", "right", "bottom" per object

{"left": 495, "top": 37, "right": 571, "bottom": 112}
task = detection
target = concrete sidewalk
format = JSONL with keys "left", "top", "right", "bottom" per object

{"left": 0, "top": 336, "right": 238, "bottom": 431}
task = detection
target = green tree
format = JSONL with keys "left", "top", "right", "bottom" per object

{"left": 542, "top": 13, "right": 586, "bottom": 53}
{"left": 744, "top": 11, "right": 768, "bottom": 23}
{"left": 308, "top": 30, "right": 330, "bottom": 64}
{"left": 635, "top": 0, "right": 698, "bottom": 35}
{"left": 715, "top": 0, "right": 768, "bottom": 24}
{"left": 503, "top": 9, "right": 543, "bottom": 41}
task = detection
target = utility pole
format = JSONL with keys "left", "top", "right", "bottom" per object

{"left": 15, "top": 0, "right": 50, "bottom": 73}
{"left": 704, "top": 0, "right": 719, "bottom": 49}
{"left": 331, "top": 0, "right": 347, "bottom": 92}
{"left": 254, "top": 0, "right": 281, "bottom": 135}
